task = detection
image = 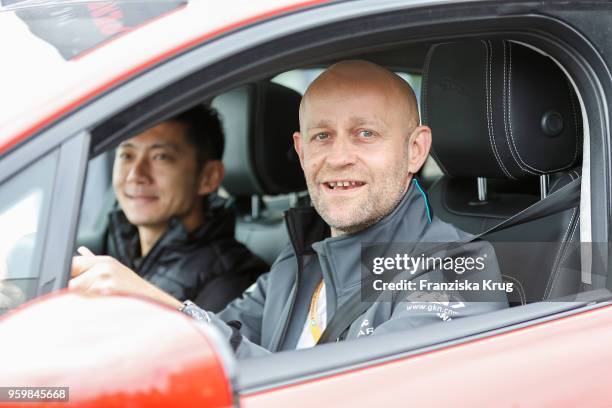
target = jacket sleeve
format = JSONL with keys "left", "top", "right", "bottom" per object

{"left": 182, "top": 271, "right": 274, "bottom": 359}
{"left": 189, "top": 248, "right": 295, "bottom": 359}
{"left": 216, "top": 271, "right": 270, "bottom": 345}
{"left": 205, "top": 313, "right": 272, "bottom": 359}
{"left": 204, "top": 269, "right": 281, "bottom": 358}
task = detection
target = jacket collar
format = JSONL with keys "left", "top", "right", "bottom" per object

{"left": 285, "top": 182, "right": 432, "bottom": 295}
{"left": 108, "top": 194, "right": 236, "bottom": 266}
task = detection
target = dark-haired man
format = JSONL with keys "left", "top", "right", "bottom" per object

{"left": 100, "top": 105, "right": 268, "bottom": 312}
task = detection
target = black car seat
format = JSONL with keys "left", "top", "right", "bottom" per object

{"left": 212, "top": 81, "right": 306, "bottom": 265}
{"left": 422, "top": 40, "right": 584, "bottom": 305}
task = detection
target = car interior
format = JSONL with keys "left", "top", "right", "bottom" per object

{"left": 75, "top": 38, "right": 589, "bottom": 312}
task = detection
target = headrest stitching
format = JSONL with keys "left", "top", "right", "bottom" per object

{"left": 506, "top": 42, "right": 579, "bottom": 174}
{"left": 422, "top": 43, "right": 452, "bottom": 176}
{"left": 484, "top": 40, "right": 513, "bottom": 179}
{"left": 502, "top": 42, "right": 538, "bottom": 176}
{"left": 567, "top": 82, "right": 580, "bottom": 167}
{"left": 507, "top": 43, "right": 546, "bottom": 174}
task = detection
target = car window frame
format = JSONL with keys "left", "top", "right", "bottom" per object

{"left": 0, "top": 131, "right": 91, "bottom": 300}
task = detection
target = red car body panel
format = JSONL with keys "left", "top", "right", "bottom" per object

{"left": 0, "top": 292, "right": 234, "bottom": 408}
{"left": 241, "top": 305, "right": 612, "bottom": 407}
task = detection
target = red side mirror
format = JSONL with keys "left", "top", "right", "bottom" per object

{"left": 0, "top": 291, "right": 236, "bottom": 407}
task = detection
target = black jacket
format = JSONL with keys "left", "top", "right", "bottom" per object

{"left": 104, "top": 198, "right": 268, "bottom": 312}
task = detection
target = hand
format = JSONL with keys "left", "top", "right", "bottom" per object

{"left": 69, "top": 246, "right": 182, "bottom": 309}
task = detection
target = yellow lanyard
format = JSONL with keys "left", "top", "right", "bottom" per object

{"left": 309, "top": 280, "right": 324, "bottom": 343}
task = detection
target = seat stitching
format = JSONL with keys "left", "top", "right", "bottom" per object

{"left": 502, "top": 274, "right": 526, "bottom": 305}
{"left": 422, "top": 43, "right": 452, "bottom": 176}
{"left": 560, "top": 214, "right": 580, "bottom": 267}
{"left": 567, "top": 83, "right": 580, "bottom": 166}
{"left": 543, "top": 207, "right": 576, "bottom": 300}
{"left": 421, "top": 43, "right": 440, "bottom": 128}
{"left": 503, "top": 42, "right": 538, "bottom": 175}
{"left": 543, "top": 169, "right": 578, "bottom": 299}
{"left": 506, "top": 43, "right": 578, "bottom": 173}
{"left": 548, "top": 214, "right": 580, "bottom": 299}
{"left": 484, "top": 40, "right": 513, "bottom": 178}
{"left": 501, "top": 42, "right": 531, "bottom": 175}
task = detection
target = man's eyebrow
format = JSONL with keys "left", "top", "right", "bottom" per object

{"left": 347, "top": 116, "right": 386, "bottom": 129}
{"left": 306, "top": 116, "right": 388, "bottom": 131}
{"left": 118, "top": 141, "right": 135, "bottom": 149}
{"left": 307, "top": 120, "right": 334, "bottom": 131}
{"left": 150, "top": 142, "right": 180, "bottom": 152}
{"left": 117, "top": 141, "right": 181, "bottom": 151}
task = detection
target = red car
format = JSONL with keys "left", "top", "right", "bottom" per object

{"left": 1, "top": 0, "right": 612, "bottom": 406}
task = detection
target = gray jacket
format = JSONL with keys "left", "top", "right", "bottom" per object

{"left": 205, "top": 183, "right": 509, "bottom": 358}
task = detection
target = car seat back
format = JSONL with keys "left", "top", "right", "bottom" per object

{"left": 422, "top": 40, "right": 583, "bottom": 304}
{"left": 213, "top": 82, "right": 305, "bottom": 265}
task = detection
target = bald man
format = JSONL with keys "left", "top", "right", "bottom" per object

{"left": 70, "top": 61, "right": 508, "bottom": 357}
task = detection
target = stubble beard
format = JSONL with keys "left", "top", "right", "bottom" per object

{"left": 308, "top": 164, "right": 411, "bottom": 237}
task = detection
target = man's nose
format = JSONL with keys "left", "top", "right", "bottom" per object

{"left": 325, "top": 134, "right": 358, "bottom": 168}
{"left": 126, "top": 156, "right": 151, "bottom": 183}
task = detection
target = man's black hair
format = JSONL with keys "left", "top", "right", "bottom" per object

{"left": 172, "top": 105, "right": 224, "bottom": 167}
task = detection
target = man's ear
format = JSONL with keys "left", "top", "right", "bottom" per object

{"left": 197, "top": 160, "right": 225, "bottom": 196}
{"left": 407, "top": 125, "right": 432, "bottom": 174}
{"left": 293, "top": 131, "right": 305, "bottom": 170}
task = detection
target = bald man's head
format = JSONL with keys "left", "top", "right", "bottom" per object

{"left": 299, "top": 60, "right": 420, "bottom": 134}
{"left": 292, "top": 60, "right": 431, "bottom": 236}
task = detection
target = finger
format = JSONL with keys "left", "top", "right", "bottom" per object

{"left": 77, "top": 246, "right": 95, "bottom": 257}
{"left": 68, "top": 269, "right": 95, "bottom": 292}
{"left": 71, "top": 255, "right": 102, "bottom": 278}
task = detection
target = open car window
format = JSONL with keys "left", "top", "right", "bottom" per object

{"left": 0, "top": 151, "right": 57, "bottom": 314}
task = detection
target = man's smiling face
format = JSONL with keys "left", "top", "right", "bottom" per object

{"left": 293, "top": 61, "right": 426, "bottom": 236}
{"left": 112, "top": 121, "right": 203, "bottom": 230}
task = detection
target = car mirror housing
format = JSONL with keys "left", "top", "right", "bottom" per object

{"left": 0, "top": 291, "right": 236, "bottom": 407}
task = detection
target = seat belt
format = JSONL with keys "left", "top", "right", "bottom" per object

{"left": 317, "top": 176, "right": 581, "bottom": 344}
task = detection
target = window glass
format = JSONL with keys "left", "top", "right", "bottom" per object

{"left": 77, "top": 151, "right": 113, "bottom": 236}
{"left": 0, "top": 152, "right": 57, "bottom": 314}
{"left": 272, "top": 68, "right": 325, "bottom": 95}
{"left": 272, "top": 69, "right": 422, "bottom": 101}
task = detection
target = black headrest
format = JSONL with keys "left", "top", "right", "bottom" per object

{"left": 422, "top": 40, "right": 582, "bottom": 179}
{"left": 212, "top": 81, "right": 305, "bottom": 196}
